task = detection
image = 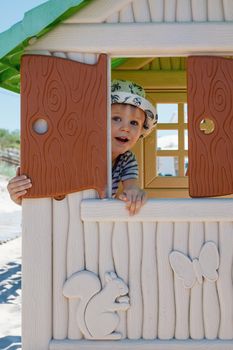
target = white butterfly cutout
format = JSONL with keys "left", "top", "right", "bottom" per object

{"left": 169, "top": 241, "right": 219, "bottom": 289}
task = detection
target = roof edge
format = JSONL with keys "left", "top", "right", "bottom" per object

{"left": 0, "top": 0, "right": 92, "bottom": 60}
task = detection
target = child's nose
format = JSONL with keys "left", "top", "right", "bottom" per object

{"left": 120, "top": 122, "right": 130, "bottom": 131}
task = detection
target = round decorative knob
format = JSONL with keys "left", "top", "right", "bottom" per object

{"left": 33, "top": 118, "right": 48, "bottom": 134}
{"left": 199, "top": 118, "right": 215, "bottom": 134}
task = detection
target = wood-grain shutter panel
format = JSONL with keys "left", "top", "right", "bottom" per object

{"left": 21, "top": 54, "right": 107, "bottom": 198}
{"left": 188, "top": 56, "right": 233, "bottom": 197}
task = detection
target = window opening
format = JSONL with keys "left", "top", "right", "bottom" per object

{"left": 112, "top": 56, "right": 188, "bottom": 198}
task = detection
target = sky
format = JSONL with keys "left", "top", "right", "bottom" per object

{"left": 0, "top": 0, "right": 47, "bottom": 131}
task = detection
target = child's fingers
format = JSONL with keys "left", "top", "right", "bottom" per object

{"left": 126, "top": 193, "right": 138, "bottom": 216}
{"left": 13, "top": 190, "right": 27, "bottom": 199}
{"left": 11, "top": 183, "right": 32, "bottom": 194}
{"left": 8, "top": 179, "right": 32, "bottom": 193}
{"left": 133, "top": 197, "right": 144, "bottom": 215}
{"left": 141, "top": 192, "right": 147, "bottom": 206}
{"left": 118, "top": 192, "right": 128, "bottom": 201}
{"left": 127, "top": 192, "right": 146, "bottom": 215}
{"left": 7, "top": 178, "right": 32, "bottom": 206}
{"left": 8, "top": 174, "right": 28, "bottom": 183}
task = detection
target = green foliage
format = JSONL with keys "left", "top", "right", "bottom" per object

{"left": 0, "top": 128, "right": 20, "bottom": 149}
{"left": 0, "top": 162, "right": 17, "bottom": 179}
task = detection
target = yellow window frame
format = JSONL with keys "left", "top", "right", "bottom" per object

{"left": 144, "top": 91, "right": 189, "bottom": 198}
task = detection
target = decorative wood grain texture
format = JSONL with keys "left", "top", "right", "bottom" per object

{"left": 67, "top": 192, "right": 84, "bottom": 339}
{"left": 106, "top": 12, "right": 119, "bottom": 23}
{"left": 112, "top": 222, "right": 129, "bottom": 338}
{"left": 127, "top": 222, "right": 143, "bottom": 339}
{"left": 53, "top": 198, "right": 69, "bottom": 339}
{"left": 164, "top": 0, "right": 176, "bottom": 22}
{"left": 83, "top": 189, "right": 99, "bottom": 274}
{"left": 189, "top": 223, "right": 204, "bottom": 339}
{"left": 132, "top": 0, "right": 151, "bottom": 22}
{"left": 22, "top": 199, "right": 52, "bottom": 350}
{"left": 173, "top": 222, "right": 190, "bottom": 339}
{"left": 99, "top": 222, "right": 114, "bottom": 286}
{"left": 203, "top": 222, "right": 220, "bottom": 339}
{"left": 63, "top": 0, "right": 134, "bottom": 23}
{"left": 217, "top": 222, "right": 233, "bottom": 339}
{"left": 65, "top": 204, "right": 233, "bottom": 341}
{"left": 208, "top": 0, "right": 224, "bottom": 20}
{"left": 141, "top": 222, "right": 158, "bottom": 339}
{"left": 191, "top": 0, "right": 207, "bottom": 21}
{"left": 148, "top": 0, "right": 164, "bottom": 22}
{"left": 188, "top": 56, "right": 233, "bottom": 197}
{"left": 20, "top": 54, "right": 107, "bottom": 198}
{"left": 119, "top": 2, "right": 134, "bottom": 22}
{"left": 177, "top": 0, "right": 192, "bottom": 22}
{"left": 84, "top": 222, "right": 99, "bottom": 273}
{"left": 223, "top": 0, "right": 233, "bottom": 20}
{"left": 157, "top": 222, "right": 175, "bottom": 339}
{"left": 59, "top": 0, "right": 231, "bottom": 23}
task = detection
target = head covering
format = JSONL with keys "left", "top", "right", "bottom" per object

{"left": 111, "top": 79, "right": 158, "bottom": 137}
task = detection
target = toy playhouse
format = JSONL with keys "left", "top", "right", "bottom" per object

{"left": 1, "top": 0, "right": 233, "bottom": 349}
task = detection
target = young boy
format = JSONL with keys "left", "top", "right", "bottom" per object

{"left": 7, "top": 80, "right": 157, "bottom": 215}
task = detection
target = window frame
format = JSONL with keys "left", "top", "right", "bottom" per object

{"left": 144, "top": 91, "right": 189, "bottom": 197}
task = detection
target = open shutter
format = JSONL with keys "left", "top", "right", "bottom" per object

{"left": 188, "top": 56, "right": 233, "bottom": 197}
{"left": 20, "top": 54, "right": 107, "bottom": 198}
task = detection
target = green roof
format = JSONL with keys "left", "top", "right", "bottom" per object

{"left": 0, "top": 0, "right": 92, "bottom": 93}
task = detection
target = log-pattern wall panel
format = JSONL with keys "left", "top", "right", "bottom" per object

{"left": 112, "top": 222, "right": 129, "bottom": 338}
{"left": 53, "top": 202, "right": 233, "bottom": 341}
{"left": 173, "top": 222, "right": 189, "bottom": 339}
{"left": 21, "top": 54, "right": 107, "bottom": 198}
{"left": 22, "top": 198, "right": 52, "bottom": 350}
{"left": 218, "top": 222, "right": 233, "bottom": 339}
{"left": 203, "top": 222, "right": 220, "bottom": 339}
{"left": 127, "top": 223, "right": 143, "bottom": 339}
{"left": 141, "top": 222, "right": 158, "bottom": 339}
{"left": 53, "top": 198, "right": 69, "bottom": 339}
{"left": 103, "top": 0, "right": 233, "bottom": 23}
{"left": 188, "top": 56, "right": 233, "bottom": 197}
{"left": 53, "top": 191, "right": 99, "bottom": 341}
{"left": 44, "top": 52, "right": 99, "bottom": 341}
{"left": 189, "top": 223, "right": 204, "bottom": 339}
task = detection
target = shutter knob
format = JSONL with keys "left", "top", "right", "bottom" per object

{"left": 199, "top": 118, "right": 215, "bottom": 134}
{"left": 33, "top": 118, "right": 48, "bottom": 134}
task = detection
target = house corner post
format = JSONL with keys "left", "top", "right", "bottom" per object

{"left": 21, "top": 199, "right": 52, "bottom": 350}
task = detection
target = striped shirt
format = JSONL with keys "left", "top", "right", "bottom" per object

{"left": 112, "top": 151, "right": 138, "bottom": 196}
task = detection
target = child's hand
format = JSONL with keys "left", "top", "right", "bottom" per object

{"left": 118, "top": 185, "right": 146, "bottom": 215}
{"left": 7, "top": 167, "right": 32, "bottom": 205}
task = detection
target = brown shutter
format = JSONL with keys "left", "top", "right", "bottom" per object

{"left": 188, "top": 56, "right": 233, "bottom": 197}
{"left": 20, "top": 54, "right": 107, "bottom": 198}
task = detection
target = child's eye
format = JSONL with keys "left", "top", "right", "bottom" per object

{"left": 112, "top": 116, "right": 121, "bottom": 122}
{"left": 130, "top": 120, "right": 139, "bottom": 126}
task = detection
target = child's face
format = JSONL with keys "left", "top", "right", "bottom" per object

{"left": 111, "top": 103, "right": 145, "bottom": 161}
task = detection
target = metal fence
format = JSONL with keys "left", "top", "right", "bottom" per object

{"left": 0, "top": 148, "right": 20, "bottom": 165}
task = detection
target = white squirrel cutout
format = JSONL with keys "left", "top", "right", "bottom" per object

{"left": 169, "top": 241, "right": 219, "bottom": 289}
{"left": 63, "top": 270, "right": 130, "bottom": 340}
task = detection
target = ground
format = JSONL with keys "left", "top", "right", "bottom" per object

{"left": 0, "top": 175, "right": 22, "bottom": 350}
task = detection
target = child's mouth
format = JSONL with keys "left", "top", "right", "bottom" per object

{"left": 115, "top": 137, "right": 129, "bottom": 143}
